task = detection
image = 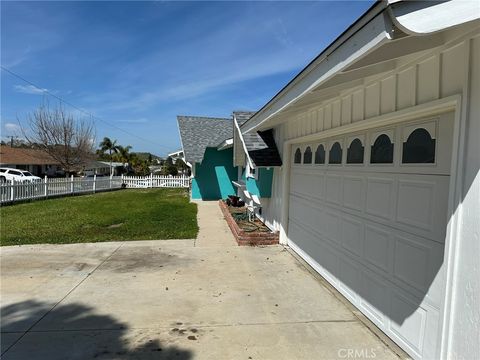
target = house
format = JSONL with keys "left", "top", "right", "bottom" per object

{"left": 167, "top": 149, "right": 184, "bottom": 164}
{"left": 0, "top": 145, "right": 62, "bottom": 177}
{"left": 231, "top": 2, "right": 479, "bottom": 360}
{"left": 175, "top": 1, "right": 479, "bottom": 359}
{"left": 83, "top": 160, "right": 125, "bottom": 176}
{"left": 176, "top": 116, "right": 238, "bottom": 200}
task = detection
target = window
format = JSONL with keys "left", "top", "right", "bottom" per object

{"left": 370, "top": 134, "right": 394, "bottom": 164}
{"left": 294, "top": 148, "right": 302, "bottom": 164}
{"left": 347, "top": 138, "right": 364, "bottom": 164}
{"left": 314, "top": 145, "right": 325, "bottom": 164}
{"left": 402, "top": 128, "right": 436, "bottom": 163}
{"left": 329, "top": 142, "right": 342, "bottom": 164}
{"left": 303, "top": 146, "right": 312, "bottom": 164}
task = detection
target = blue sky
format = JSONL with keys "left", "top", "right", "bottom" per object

{"left": 1, "top": 1, "right": 373, "bottom": 156}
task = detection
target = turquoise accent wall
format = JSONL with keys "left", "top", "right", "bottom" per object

{"left": 191, "top": 147, "right": 237, "bottom": 200}
{"left": 245, "top": 167, "right": 274, "bottom": 198}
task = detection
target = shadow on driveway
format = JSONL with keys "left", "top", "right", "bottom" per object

{"left": 1, "top": 300, "right": 193, "bottom": 360}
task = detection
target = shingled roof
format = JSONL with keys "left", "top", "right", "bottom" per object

{"left": 0, "top": 145, "right": 59, "bottom": 165}
{"left": 233, "top": 111, "right": 256, "bottom": 126}
{"left": 177, "top": 115, "right": 233, "bottom": 164}
{"left": 243, "top": 129, "right": 282, "bottom": 167}
{"left": 234, "top": 112, "right": 282, "bottom": 167}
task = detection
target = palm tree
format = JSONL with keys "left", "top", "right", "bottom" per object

{"left": 116, "top": 145, "right": 132, "bottom": 165}
{"left": 99, "top": 137, "right": 120, "bottom": 175}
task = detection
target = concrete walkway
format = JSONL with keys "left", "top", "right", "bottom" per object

{"left": 0, "top": 201, "right": 403, "bottom": 360}
{"left": 194, "top": 201, "right": 236, "bottom": 247}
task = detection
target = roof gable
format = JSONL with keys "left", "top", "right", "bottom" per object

{"left": 177, "top": 115, "right": 232, "bottom": 164}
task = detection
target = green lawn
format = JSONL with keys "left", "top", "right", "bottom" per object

{"left": 0, "top": 188, "right": 198, "bottom": 246}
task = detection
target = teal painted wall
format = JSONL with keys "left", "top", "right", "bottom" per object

{"left": 191, "top": 147, "right": 237, "bottom": 200}
{"left": 245, "top": 167, "right": 274, "bottom": 198}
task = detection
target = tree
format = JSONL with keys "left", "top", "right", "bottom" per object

{"left": 99, "top": 137, "right": 120, "bottom": 175}
{"left": 115, "top": 145, "right": 132, "bottom": 165}
{"left": 23, "top": 102, "right": 95, "bottom": 174}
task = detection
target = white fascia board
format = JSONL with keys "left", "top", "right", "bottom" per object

{"left": 217, "top": 138, "right": 233, "bottom": 151}
{"left": 388, "top": 0, "right": 480, "bottom": 35}
{"left": 243, "top": 12, "right": 393, "bottom": 133}
{"left": 233, "top": 114, "right": 254, "bottom": 169}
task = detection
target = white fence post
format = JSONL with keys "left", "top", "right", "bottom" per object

{"left": 70, "top": 175, "right": 74, "bottom": 194}
{"left": 150, "top": 173, "right": 153, "bottom": 188}
{"left": 44, "top": 176, "right": 48, "bottom": 198}
{"left": 110, "top": 174, "right": 112, "bottom": 189}
{"left": 93, "top": 174, "right": 96, "bottom": 193}
{"left": 10, "top": 180, "right": 14, "bottom": 203}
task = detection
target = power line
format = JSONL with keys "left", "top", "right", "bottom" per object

{"left": 1, "top": 65, "right": 175, "bottom": 151}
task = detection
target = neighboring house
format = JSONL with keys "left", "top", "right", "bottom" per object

{"left": 83, "top": 161, "right": 124, "bottom": 176}
{"left": 175, "top": 3, "right": 479, "bottom": 358}
{"left": 167, "top": 149, "right": 184, "bottom": 164}
{"left": 0, "top": 145, "right": 62, "bottom": 177}
{"left": 176, "top": 115, "right": 238, "bottom": 200}
{"left": 231, "top": 2, "right": 479, "bottom": 360}
{"left": 148, "top": 165, "right": 163, "bottom": 174}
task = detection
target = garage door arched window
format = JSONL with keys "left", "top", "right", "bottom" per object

{"left": 370, "top": 134, "right": 394, "bottom": 164}
{"left": 294, "top": 148, "right": 302, "bottom": 164}
{"left": 329, "top": 142, "right": 343, "bottom": 164}
{"left": 315, "top": 144, "right": 325, "bottom": 164}
{"left": 303, "top": 146, "right": 313, "bottom": 164}
{"left": 347, "top": 138, "right": 364, "bottom": 164}
{"left": 402, "top": 128, "right": 436, "bottom": 163}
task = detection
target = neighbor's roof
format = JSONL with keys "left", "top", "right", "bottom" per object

{"left": 177, "top": 115, "right": 233, "bottom": 164}
{"left": 234, "top": 112, "right": 282, "bottom": 167}
{"left": 233, "top": 111, "right": 256, "bottom": 126}
{"left": 0, "top": 145, "right": 59, "bottom": 165}
{"left": 85, "top": 160, "right": 124, "bottom": 169}
{"left": 243, "top": 129, "right": 282, "bottom": 167}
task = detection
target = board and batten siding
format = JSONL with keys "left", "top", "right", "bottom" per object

{"left": 283, "top": 42, "right": 466, "bottom": 141}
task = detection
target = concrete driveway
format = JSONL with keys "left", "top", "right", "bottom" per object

{"left": 1, "top": 202, "right": 403, "bottom": 360}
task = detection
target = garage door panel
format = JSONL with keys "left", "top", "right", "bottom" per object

{"left": 341, "top": 216, "right": 364, "bottom": 258}
{"left": 366, "top": 177, "right": 395, "bottom": 220}
{"left": 289, "top": 221, "right": 339, "bottom": 284}
{"left": 389, "top": 291, "right": 427, "bottom": 357}
{"left": 326, "top": 174, "right": 342, "bottom": 205}
{"left": 337, "top": 258, "right": 361, "bottom": 303}
{"left": 393, "top": 235, "right": 433, "bottom": 294}
{"left": 360, "top": 269, "right": 389, "bottom": 326}
{"left": 343, "top": 176, "right": 365, "bottom": 212}
{"left": 364, "top": 224, "right": 392, "bottom": 273}
{"left": 396, "top": 179, "right": 435, "bottom": 232}
{"left": 290, "top": 169, "right": 325, "bottom": 201}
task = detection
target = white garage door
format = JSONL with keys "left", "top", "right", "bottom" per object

{"left": 288, "top": 113, "right": 453, "bottom": 360}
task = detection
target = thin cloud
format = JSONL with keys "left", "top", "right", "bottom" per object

{"left": 3, "top": 122, "right": 22, "bottom": 134}
{"left": 14, "top": 84, "right": 48, "bottom": 95}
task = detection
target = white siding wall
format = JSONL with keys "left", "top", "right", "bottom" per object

{"left": 448, "top": 34, "right": 480, "bottom": 359}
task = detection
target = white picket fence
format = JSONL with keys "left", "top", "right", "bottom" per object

{"left": 0, "top": 175, "right": 190, "bottom": 204}
{"left": 122, "top": 175, "right": 190, "bottom": 189}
